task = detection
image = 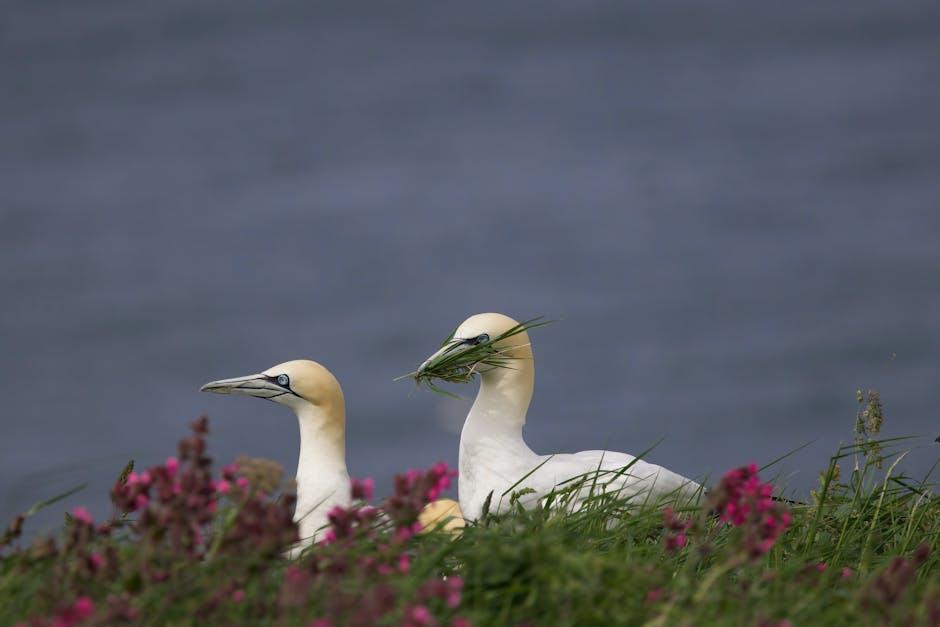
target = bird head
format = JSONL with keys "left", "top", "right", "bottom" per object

{"left": 412, "top": 313, "right": 544, "bottom": 387}
{"left": 201, "top": 359, "right": 345, "bottom": 419}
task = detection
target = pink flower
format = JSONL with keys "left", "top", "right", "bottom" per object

{"left": 126, "top": 472, "right": 140, "bottom": 487}
{"left": 396, "top": 527, "right": 414, "bottom": 541}
{"left": 398, "top": 554, "right": 411, "bottom": 573}
{"left": 214, "top": 480, "right": 231, "bottom": 494}
{"left": 451, "top": 619, "right": 472, "bottom": 627}
{"left": 285, "top": 566, "right": 305, "bottom": 584}
{"left": 841, "top": 567, "right": 853, "bottom": 579}
{"left": 351, "top": 477, "right": 375, "bottom": 500}
{"left": 139, "top": 471, "right": 151, "bottom": 486}
{"left": 71, "top": 507, "right": 93, "bottom": 526}
{"left": 646, "top": 588, "right": 664, "bottom": 604}
{"left": 236, "top": 477, "right": 249, "bottom": 490}
{"left": 709, "top": 463, "right": 791, "bottom": 558}
{"left": 816, "top": 562, "right": 827, "bottom": 572}
{"left": 89, "top": 552, "right": 105, "bottom": 570}
{"left": 165, "top": 457, "right": 179, "bottom": 476}
{"left": 231, "top": 589, "right": 245, "bottom": 603}
{"left": 222, "top": 463, "right": 238, "bottom": 478}
{"left": 134, "top": 494, "right": 149, "bottom": 510}
{"left": 410, "top": 605, "right": 433, "bottom": 625}
{"left": 73, "top": 597, "right": 94, "bottom": 620}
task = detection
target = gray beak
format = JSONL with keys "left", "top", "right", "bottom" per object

{"left": 416, "top": 341, "right": 467, "bottom": 377}
{"left": 200, "top": 374, "right": 289, "bottom": 400}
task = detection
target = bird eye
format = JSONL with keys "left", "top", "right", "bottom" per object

{"left": 276, "top": 374, "right": 290, "bottom": 387}
{"left": 473, "top": 333, "right": 490, "bottom": 345}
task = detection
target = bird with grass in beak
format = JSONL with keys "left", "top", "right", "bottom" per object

{"left": 201, "top": 360, "right": 349, "bottom": 551}
{"left": 408, "top": 313, "right": 703, "bottom": 521}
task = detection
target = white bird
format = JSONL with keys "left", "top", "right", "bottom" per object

{"left": 200, "top": 360, "right": 349, "bottom": 548}
{"left": 415, "top": 313, "right": 702, "bottom": 521}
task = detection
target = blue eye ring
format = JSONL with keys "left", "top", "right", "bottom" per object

{"left": 276, "top": 374, "right": 290, "bottom": 387}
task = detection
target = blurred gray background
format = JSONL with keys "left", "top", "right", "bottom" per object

{"left": 2, "top": 0, "right": 939, "bottom": 527}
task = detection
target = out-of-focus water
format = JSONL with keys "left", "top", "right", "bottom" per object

{"left": 2, "top": 0, "right": 939, "bottom": 527}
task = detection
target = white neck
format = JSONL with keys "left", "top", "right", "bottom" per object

{"left": 292, "top": 402, "right": 349, "bottom": 542}
{"left": 460, "top": 360, "right": 538, "bottom": 467}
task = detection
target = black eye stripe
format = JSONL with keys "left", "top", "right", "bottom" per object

{"left": 463, "top": 333, "right": 490, "bottom": 346}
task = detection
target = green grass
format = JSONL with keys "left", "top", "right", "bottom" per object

{"left": 2, "top": 422, "right": 938, "bottom": 626}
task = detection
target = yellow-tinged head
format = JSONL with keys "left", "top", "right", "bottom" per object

{"left": 418, "top": 498, "right": 466, "bottom": 535}
{"left": 200, "top": 359, "right": 345, "bottom": 425}
{"left": 414, "top": 313, "right": 535, "bottom": 383}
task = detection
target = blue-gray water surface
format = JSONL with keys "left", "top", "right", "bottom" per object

{"left": 2, "top": 0, "right": 939, "bottom": 528}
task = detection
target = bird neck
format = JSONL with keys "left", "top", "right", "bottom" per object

{"left": 464, "top": 356, "right": 534, "bottom": 439}
{"left": 294, "top": 402, "right": 348, "bottom": 495}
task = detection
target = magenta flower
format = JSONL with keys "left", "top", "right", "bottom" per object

{"left": 231, "top": 589, "right": 245, "bottom": 603}
{"left": 71, "top": 507, "right": 93, "bottom": 526}
{"left": 708, "top": 463, "right": 792, "bottom": 558}
{"left": 165, "top": 456, "right": 180, "bottom": 476}
{"left": 351, "top": 477, "right": 375, "bottom": 500}
{"left": 89, "top": 552, "right": 105, "bottom": 571}
{"left": 214, "top": 479, "right": 231, "bottom": 495}
{"left": 661, "top": 506, "right": 691, "bottom": 553}
{"left": 409, "top": 605, "right": 433, "bottom": 625}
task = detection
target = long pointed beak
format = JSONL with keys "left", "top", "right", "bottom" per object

{"left": 200, "top": 374, "right": 287, "bottom": 399}
{"left": 416, "top": 341, "right": 466, "bottom": 377}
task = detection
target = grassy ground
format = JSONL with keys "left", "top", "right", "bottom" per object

{"left": 2, "top": 406, "right": 938, "bottom": 626}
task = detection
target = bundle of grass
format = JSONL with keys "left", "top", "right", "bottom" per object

{"left": 399, "top": 317, "right": 551, "bottom": 396}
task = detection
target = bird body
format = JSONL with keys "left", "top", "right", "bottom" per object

{"left": 418, "top": 313, "right": 701, "bottom": 520}
{"left": 201, "top": 360, "right": 350, "bottom": 548}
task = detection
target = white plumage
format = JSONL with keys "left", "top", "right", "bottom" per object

{"left": 201, "top": 359, "right": 350, "bottom": 549}
{"left": 418, "top": 313, "right": 701, "bottom": 520}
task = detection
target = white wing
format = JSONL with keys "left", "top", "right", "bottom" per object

{"left": 502, "top": 450, "right": 701, "bottom": 513}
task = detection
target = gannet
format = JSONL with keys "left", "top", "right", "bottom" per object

{"left": 414, "top": 313, "right": 702, "bottom": 520}
{"left": 201, "top": 360, "right": 349, "bottom": 547}
{"left": 417, "top": 498, "right": 465, "bottom": 535}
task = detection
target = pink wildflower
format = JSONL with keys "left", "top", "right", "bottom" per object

{"left": 709, "top": 463, "right": 791, "bottom": 558}
{"left": 841, "top": 567, "right": 853, "bottom": 579}
{"left": 71, "top": 507, "right": 93, "bottom": 526}
{"left": 231, "top": 589, "right": 245, "bottom": 603}
{"left": 138, "top": 471, "right": 151, "bottom": 486}
{"left": 214, "top": 479, "right": 231, "bottom": 495}
{"left": 816, "top": 562, "right": 827, "bottom": 572}
{"left": 74, "top": 597, "right": 94, "bottom": 620}
{"left": 351, "top": 477, "right": 375, "bottom": 500}
{"left": 410, "top": 605, "right": 433, "bottom": 625}
{"left": 451, "top": 619, "right": 472, "bottom": 627}
{"left": 398, "top": 553, "right": 411, "bottom": 573}
{"left": 662, "top": 506, "right": 691, "bottom": 553}
{"left": 134, "top": 494, "right": 149, "bottom": 510}
{"left": 126, "top": 472, "right": 140, "bottom": 487}
{"left": 89, "top": 552, "right": 105, "bottom": 571}
{"left": 396, "top": 527, "right": 414, "bottom": 541}
{"left": 446, "top": 577, "right": 463, "bottom": 608}
{"left": 236, "top": 476, "right": 249, "bottom": 490}
{"left": 165, "top": 456, "right": 179, "bottom": 476}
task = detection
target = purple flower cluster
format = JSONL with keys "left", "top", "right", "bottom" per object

{"left": 708, "top": 463, "right": 792, "bottom": 558}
